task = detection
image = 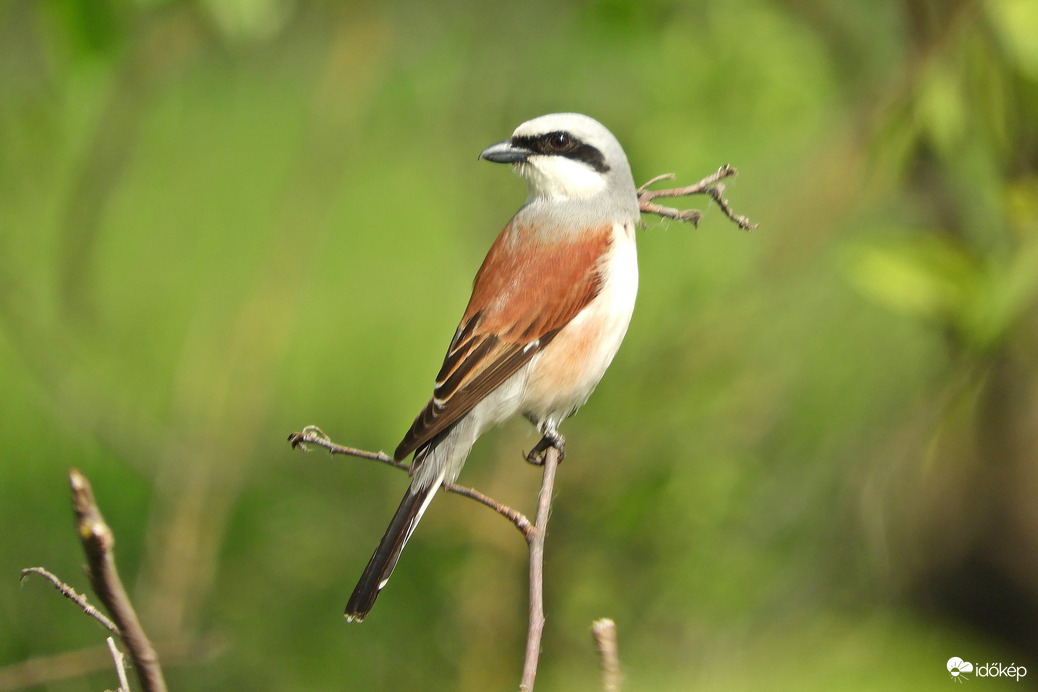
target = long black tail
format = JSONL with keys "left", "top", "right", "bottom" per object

{"left": 345, "top": 474, "right": 442, "bottom": 622}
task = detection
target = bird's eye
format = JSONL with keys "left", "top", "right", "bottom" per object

{"left": 548, "top": 132, "right": 570, "bottom": 150}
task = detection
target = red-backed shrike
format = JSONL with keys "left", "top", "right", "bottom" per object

{"left": 345, "top": 113, "right": 640, "bottom": 621}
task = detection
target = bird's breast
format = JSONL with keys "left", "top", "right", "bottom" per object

{"left": 522, "top": 221, "right": 638, "bottom": 423}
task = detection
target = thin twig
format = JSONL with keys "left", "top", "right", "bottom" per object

{"left": 591, "top": 618, "right": 622, "bottom": 692}
{"left": 70, "top": 469, "right": 167, "bottom": 692}
{"left": 288, "top": 426, "right": 533, "bottom": 535}
{"left": 518, "top": 443, "right": 561, "bottom": 692}
{"left": 637, "top": 164, "right": 758, "bottom": 230}
{"left": 19, "top": 567, "right": 120, "bottom": 635}
{"left": 105, "top": 637, "right": 131, "bottom": 692}
{"left": 289, "top": 425, "right": 409, "bottom": 470}
{"left": 445, "top": 483, "right": 533, "bottom": 538}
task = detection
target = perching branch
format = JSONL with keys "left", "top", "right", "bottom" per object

{"left": 638, "top": 164, "right": 758, "bottom": 230}
{"left": 518, "top": 443, "right": 561, "bottom": 692}
{"left": 288, "top": 425, "right": 562, "bottom": 691}
{"left": 69, "top": 468, "right": 168, "bottom": 692}
{"left": 288, "top": 426, "right": 532, "bottom": 535}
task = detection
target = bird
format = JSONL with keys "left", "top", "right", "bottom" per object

{"left": 345, "top": 113, "right": 641, "bottom": 622}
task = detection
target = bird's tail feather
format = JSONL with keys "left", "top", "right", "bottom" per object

{"left": 344, "top": 470, "right": 443, "bottom": 622}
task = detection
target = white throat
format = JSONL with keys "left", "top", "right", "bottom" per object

{"left": 519, "top": 156, "right": 607, "bottom": 200}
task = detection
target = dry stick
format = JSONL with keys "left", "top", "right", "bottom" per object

{"left": 70, "top": 468, "right": 168, "bottom": 692}
{"left": 106, "top": 637, "right": 131, "bottom": 692}
{"left": 638, "top": 164, "right": 758, "bottom": 230}
{"left": 288, "top": 426, "right": 533, "bottom": 535}
{"left": 518, "top": 443, "right": 560, "bottom": 692}
{"left": 19, "top": 567, "right": 121, "bottom": 635}
{"left": 591, "top": 618, "right": 622, "bottom": 692}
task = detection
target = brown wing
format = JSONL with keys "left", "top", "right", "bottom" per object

{"left": 394, "top": 221, "right": 613, "bottom": 462}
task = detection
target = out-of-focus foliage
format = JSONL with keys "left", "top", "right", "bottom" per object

{"left": 1, "top": 0, "right": 1037, "bottom": 690}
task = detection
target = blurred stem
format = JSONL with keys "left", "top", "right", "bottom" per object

{"left": 59, "top": 5, "right": 204, "bottom": 326}
{"left": 136, "top": 7, "right": 390, "bottom": 642}
{"left": 591, "top": 619, "right": 622, "bottom": 692}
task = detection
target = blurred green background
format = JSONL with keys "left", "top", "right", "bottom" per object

{"left": 3, "top": 0, "right": 1038, "bottom": 689}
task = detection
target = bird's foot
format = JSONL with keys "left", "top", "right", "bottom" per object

{"left": 524, "top": 428, "right": 566, "bottom": 466}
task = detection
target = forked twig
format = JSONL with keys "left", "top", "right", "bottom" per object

{"left": 288, "top": 425, "right": 559, "bottom": 691}
{"left": 638, "top": 164, "right": 757, "bottom": 230}
{"left": 288, "top": 426, "right": 532, "bottom": 535}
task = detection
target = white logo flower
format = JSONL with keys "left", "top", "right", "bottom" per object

{"left": 947, "top": 657, "right": 974, "bottom": 682}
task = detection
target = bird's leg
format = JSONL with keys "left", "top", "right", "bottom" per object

{"left": 525, "top": 420, "right": 566, "bottom": 466}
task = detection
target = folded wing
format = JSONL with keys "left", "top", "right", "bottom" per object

{"left": 394, "top": 221, "right": 613, "bottom": 463}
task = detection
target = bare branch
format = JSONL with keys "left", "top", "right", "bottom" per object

{"left": 444, "top": 482, "right": 533, "bottom": 538}
{"left": 289, "top": 425, "right": 560, "bottom": 690}
{"left": 20, "top": 567, "right": 120, "bottom": 635}
{"left": 105, "top": 637, "right": 131, "bottom": 692}
{"left": 288, "top": 426, "right": 533, "bottom": 535}
{"left": 591, "top": 618, "right": 622, "bottom": 692}
{"left": 289, "top": 425, "right": 408, "bottom": 470}
{"left": 635, "top": 172, "right": 678, "bottom": 193}
{"left": 638, "top": 164, "right": 758, "bottom": 230}
{"left": 70, "top": 468, "right": 167, "bottom": 692}
{"left": 518, "top": 443, "right": 561, "bottom": 692}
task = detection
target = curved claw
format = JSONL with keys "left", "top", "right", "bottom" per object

{"left": 524, "top": 430, "right": 566, "bottom": 466}
{"left": 288, "top": 425, "right": 330, "bottom": 451}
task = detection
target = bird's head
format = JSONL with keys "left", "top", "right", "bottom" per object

{"left": 479, "top": 113, "right": 636, "bottom": 203}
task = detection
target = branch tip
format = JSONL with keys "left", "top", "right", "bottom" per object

{"left": 637, "top": 164, "right": 756, "bottom": 231}
{"left": 592, "top": 618, "right": 622, "bottom": 692}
